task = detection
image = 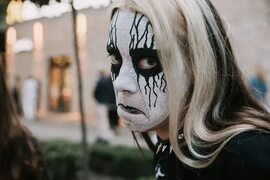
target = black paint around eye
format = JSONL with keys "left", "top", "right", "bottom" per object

{"left": 107, "top": 45, "right": 117, "bottom": 56}
{"left": 107, "top": 46, "right": 122, "bottom": 80}
{"left": 111, "top": 54, "right": 122, "bottom": 64}
{"left": 107, "top": 11, "right": 121, "bottom": 81}
{"left": 130, "top": 48, "right": 162, "bottom": 78}
{"left": 145, "top": 58, "right": 156, "bottom": 66}
{"left": 127, "top": 12, "right": 167, "bottom": 108}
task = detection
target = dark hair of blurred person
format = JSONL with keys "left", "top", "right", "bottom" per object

{"left": 0, "top": 61, "right": 49, "bottom": 179}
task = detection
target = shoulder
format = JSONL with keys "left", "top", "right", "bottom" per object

{"left": 225, "top": 130, "right": 270, "bottom": 157}
{"left": 220, "top": 130, "right": 270, "bottom": 179}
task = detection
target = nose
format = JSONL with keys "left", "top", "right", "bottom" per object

{"left": 113, "top": 63, "right": 138, "bottom": 93}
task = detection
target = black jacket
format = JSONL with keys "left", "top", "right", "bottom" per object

{"left": 154, "top": 130, "right": 270, "bottom": 180}
{"left": 94, "top": 76, "right": 116, "bottom": 107}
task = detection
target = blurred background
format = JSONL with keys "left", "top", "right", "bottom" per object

{"left": 0, "top": 0, "right": 269, "bottom": 179}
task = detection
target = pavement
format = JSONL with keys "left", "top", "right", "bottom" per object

{"left": 21, "top": 112, "right": 150, "bottom": 147}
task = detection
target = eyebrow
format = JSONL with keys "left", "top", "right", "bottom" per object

{"left": 107, "top": 45, "right": 118, "bottom": 54}
{"left": 129, "top": 48, "right": 158, "bottom": 60}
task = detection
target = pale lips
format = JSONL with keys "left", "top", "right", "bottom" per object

{"left": 118, "top": 103, "right": 145, "bottom": 115}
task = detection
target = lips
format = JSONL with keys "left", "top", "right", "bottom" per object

{"left": 118, "top": 103, "right": 144, "bottom": 115}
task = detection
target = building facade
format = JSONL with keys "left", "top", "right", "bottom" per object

{"left": 5, "top": 0, "right": 270, "bottom": 121}
{"left": 6, "top": 7, "right": 111, "bottom": 121}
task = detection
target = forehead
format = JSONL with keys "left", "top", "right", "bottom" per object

{"left": 111, "top": 9, "right": 150, "bottom": 33}
{"left": 109, "top": 9, "right": 155, "bottom": 51}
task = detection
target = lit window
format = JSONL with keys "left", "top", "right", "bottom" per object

{"left": 6, "top": 27, "right": 16, "bottom": 45}
{"left": 33, "top": 22, "right": 43, "bottom": 50}
{"left": 6, "top": 0, "right": 23, "bottom": 25}
{"left": 76, "top": 13, "right": 87, "bottom": 48}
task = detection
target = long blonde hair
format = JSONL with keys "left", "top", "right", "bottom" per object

{"left": 110, "top": 0, "right": 270, "bottom": 168}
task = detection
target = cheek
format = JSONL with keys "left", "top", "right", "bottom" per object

{"left": 137, "top": 72, "right": 167, "bottom": 108}
{"left": 147, "top": 85, "right": 169, "bottom": 123}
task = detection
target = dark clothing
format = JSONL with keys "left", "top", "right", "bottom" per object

{"left": 94, "top": 76, "right": 119, "bottom": 129}
{"left": 154, "top": 130, "right": 270, "bottom": 180}
{"left": 94, "top": 76, "right": 116, "bottom": 106}
{"left": 109, "top": 109, "right": 119, "bottom": 128}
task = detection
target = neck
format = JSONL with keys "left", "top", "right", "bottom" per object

{"left": 155, "top": 118, "right": 169, "bottom": 140}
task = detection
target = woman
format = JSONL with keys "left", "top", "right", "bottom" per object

{"left": 106, "top": 0, "right": 270, "bottom": 179}
{"left": 0, "top": 61, "right": 49, "bottom": 179}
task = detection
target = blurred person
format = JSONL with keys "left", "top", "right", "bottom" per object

{"left": 249, "top": 65, "right": 268, "bottom": 103}
{"left": 94, "top": 70, "right": 116, "bottom": 142}
{"left": 0, "top": 61, "right": 49, "bottom": 179}
{"left": 107, "top": 74, "right": 120, "bottom": 134}
{"left": 12, "top": 76, "right": 23, "bottom": 116}
{"left": 106, "top": 0, "right": 270, "bottom": 179}
{"left": 22, "top": 76, "right": 39, "bottom": 121}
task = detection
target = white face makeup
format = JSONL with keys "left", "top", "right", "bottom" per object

{"left": 107, "top": 9, "right": 169, "bottom": 132}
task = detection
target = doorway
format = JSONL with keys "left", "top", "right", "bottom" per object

{"left": 48, "top": 55, "right": 72, "bottom": 112}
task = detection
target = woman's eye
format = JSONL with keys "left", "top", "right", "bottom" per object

{"left": 110, "top": 54, "right": 122, "bottom": 65}
{"left": 138, "top": 57, "right": 157, "bottom": 69}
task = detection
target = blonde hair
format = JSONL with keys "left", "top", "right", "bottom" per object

{"left": 110, "top": 0, "right": 270, "bottom": 168}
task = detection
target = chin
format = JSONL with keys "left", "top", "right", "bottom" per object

{"left": 122, "top": 118, "right": 167, "bottom": 132}
{"left": 122, "top": 120, "right": 150, "bottom": 132}
{"left": 118, "top": 107, "right": 146, "bottom": 121}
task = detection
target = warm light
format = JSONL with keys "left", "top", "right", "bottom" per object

{"left": 6, "top": 27, "right": 17, "bottom": 45}
{"left": 76, "top": 13, "right": 87, "bottom": 48}
{"left": 33, "top": 22, "right": 44, "bottom": 50}
{"left": 40, "top": 0, "right": 71, "bottom": 18}
{"left": 8, "top": 0, "right": 111, "bottom": 23}
{"left": 22, "top": 0, "right": 41, "bottom": 21}
{"left": 6, "top": 0, "right": 23, "bottom": 25}
{"left": 13, "top": 38, "right": 33, "bottom": 53}
{"left": 77, "top": 14, "right": 87, "bottom": 35}
{"left": 73, "top": 0, "right": 111, "bottom": 10}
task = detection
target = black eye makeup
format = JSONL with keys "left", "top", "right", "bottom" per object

{"left": 110, "top": 54, "right": 122, "bottom": 65}
{"left": 107, "top": 46, "right": 122, "bottom": 80}
{"left": 107, "top": 10, "right": 121, "bottom": 81}
{"left": 138, "top": 57, "right": 157, "bottom": 69}
{"left": 107, "top": 49, "right": 122, "bottom": 65}
{"left": 130, "top": 48, "right": 162, "bottom": 78}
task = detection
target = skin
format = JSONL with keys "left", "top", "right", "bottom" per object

{"left": 107, "top": 9, "right": 169, "bottom": 135}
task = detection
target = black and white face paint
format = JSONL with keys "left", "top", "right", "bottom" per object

{"left": 107, "top": 9, "right": 169, "bottom": 131}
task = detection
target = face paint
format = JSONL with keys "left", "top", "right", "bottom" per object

{"left": 107, "top": 9, "right": 169, "bottom": 131}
